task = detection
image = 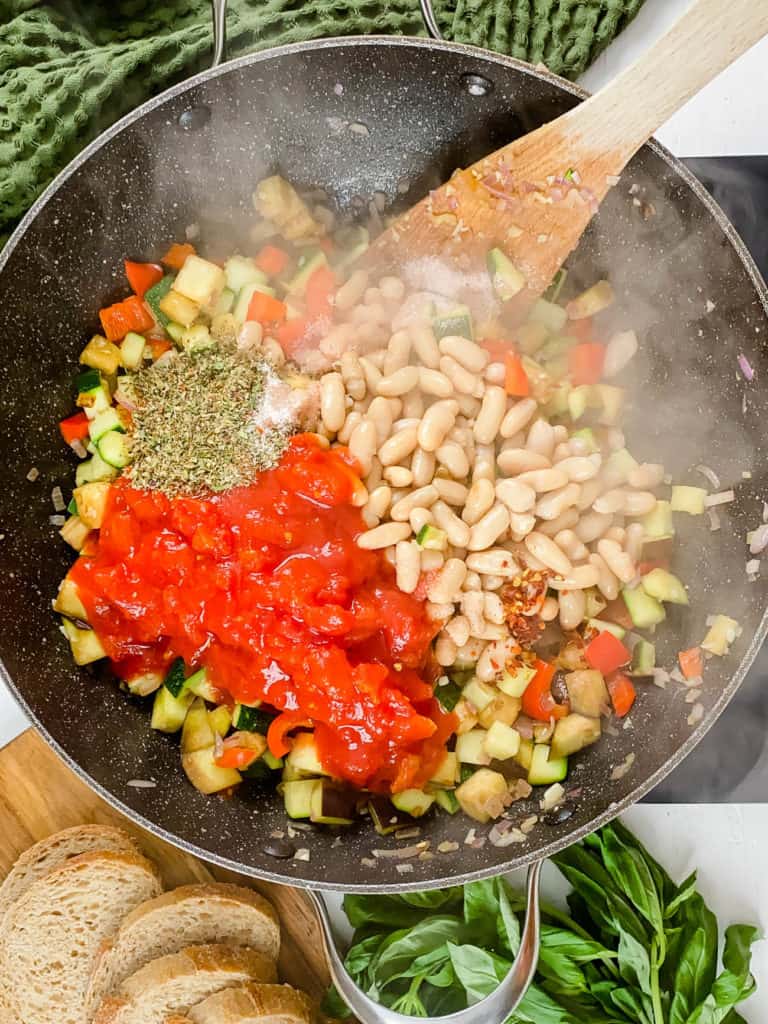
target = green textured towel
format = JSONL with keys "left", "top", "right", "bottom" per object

{"left": 0, "top": 0, "right": 645, "bottom": 244}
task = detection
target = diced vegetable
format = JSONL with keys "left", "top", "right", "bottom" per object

{"left": 124, "top": 260, "right": 164, "bottom": 298}
{"left": 255, "top": 244, "right": 289, "bottom": 277}
{"left": 584, "top": 631, "right": 631, "bottom": 676}
{"left": 566, "top": 280, "right": 614, "bottom": 320}
{"left": 477, "top": 692, "right": 521, "bottom": 729}
{"left": 310, "top": 781, "right": 357, "bottom": 824}
{"left": 455, "top": 728, "right": 491, "bottom": 766}
{"left": 678, "top": 646, "right": 703, "bottom": 679}
{"left": 564, "top": 670, "right": 609, "bottom": 718}
{"left": 586, "top": 618, "right": 626, "bottom": 640}
{"left": 567, "top": 384, "right": 592, "bottom": 421}
{"left": 96, "top": 430, "right": 130, "bottom": 469}
{"left": 285, "top": 732, "right": 325, "bottom": 776}
{"left": 75, "top": 452, "right": 117, "bottom": 486}
{"left": 158, "top": 289, "right": 200, "bottom": 328}
{"left": 144, "top": 274, "right": 175, "bottom": 327}
{"left": 641, "top": 568, "right": 689, "bottom": 605}
{"left": 173, "top": 254, "right": 226, "bottom": 308}
{"left": 77, "top": 380, "right": 111, "bottom": 419}
{"left": 73, "top": 481, "right": 111, "bottom": 529}
{"left": 642, "top": 500, "right": 675, "bottom": 541}
{"left": 504, "top": 352, "right": 530, "bottom": 396}
{"left": 701, "top": 615, "right": 740, "bottom": 656}
{"left": 61, "top": 618, "right": 106, "bottom": 665}
{"left": 515, "top": 737, "right": 534, "bottom": 771}
{"left": 282, "top": 779, "right": 319, "bottom": 819}
{"left": 528, "top": 744, "right": 568, "bottom": 785}
{"left": 483, "top": 720, "right": 521, "bottom": 760}
{"left": 670, "top": 485, "right": 707, "bottom": 515}
{"left": 161, "top": 242, "right": 196, "bottom": 270}
{"left": 232, "top": 703, "right": 274, "bottom": 733}
{"left": 568, "top": 342, "right": 604, "bottom": 385}
{"left": 53, "top": 577, "right": 88, "bottom": 621}
{"left": 433, "top": 306, "right": 474, "bottom": 341}
{"left": 215, "top": 731, "right": 267, "bottom": 771}
{"left": 462, "top": 677, "right": 497, "bottom": 712}
{"left": 163, "top": 657, "right": 187, "bottom": 698}
{"left": 550, "top": 715, "right": 601, "bottom": 760}
{"left": 181, "top": 698, "right": 216, "bottom": 752}
{"left": 88, "top": 408, "right": 125, "bottom": 443}
{"left": 179, "top": 324, "right": 214, "bottom": 352}
{"left": 120, "top": 331, "right": 146, "bottom": 370}
{"left": 416, "top": 524, "right": 447, "bottom": 551}
{"left": 631, "top": 639, "right": 656, "bottom": 676}
{"left": 254, "top": 176, "right": 322, "bottom": 241}
{"left": 59, "top": 412, "right": 90, "bottom": 445}
{"left": 80, "top": 335, "right": 122, "bottom": 375}
{"left": 521, "top": 660, "right": 568, "bottom": 722}
{"left": 455, "top": 768, "right": 510, "bottom": 823}
{"left": 391, "top": 789, "right": 435, "bottom": 818}
{"left": 60, "top": 515, "right": 91, "bottom": 551}
{"left": 182, "top": 746, "right": 241, "bottom": 794}
{"left": 499, "top": 663, "right": 536, "bottom": 698}
{"left": 126, "top": 671, "right": 163, "bottom": 697}
{"left": 99, "top": 295, "right": 154, "bottom": 342}
{"left": 584, "top": 587, "right": 607, "bottom": 618}
{"left": 305, "top": 265, "right": 336, "bottom": 320}
{"left": 151, "top": 685, "right": 194, "bottom": 733}
{"left": 607, "top": 674, "right": 636, "bottom": 717}
{"left": 184, "top": 667, "right": 220, "bottom": 702}
{"left": 434, "top": 790, "right": 460, "bottom": 814}
{"left": 605, "top": 447, "right": 638, "bottom": 484}
{"left": 487, "top": 248, "right": 526, "bottom": 301}
{"left": 285, "top": 249, "right": 327, "bottom": 296}
{"left": 209, "top": 706, "right": 232, "bottom": 736}
{"left": 528, "top": 298, "right": 568, "bottom": 334}
{"left": 429, "top": 751, "right": 459, "bottom": 788}
{"left": 622, "top": 586, "right": 666, "bottom": 630}
{"left": 246, "top": 290, "right": 287, "bottom": 326}
{"left": 595, "top": 384, "right": 624, "bottom": 425}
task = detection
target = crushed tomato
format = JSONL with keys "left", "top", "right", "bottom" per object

{"left": 68, "top": 435, "right": 452, "bottom": 793}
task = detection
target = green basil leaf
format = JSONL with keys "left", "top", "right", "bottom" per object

{"left": 401, "top": 887, "right": 464, "bottom": 910}
{"left": 497, "top": 880, "right": 522, "bottom": 958}
{"left": 607, "top": 820, "right": 678, "bottom": 904}
{"left": 517, "top": 981, "right": 582, "bottom": 1024}
{"left": 344, "top": 931, "right": 388, "bottom": 985}
{"left": 540, "top": 924, "right": 618, "bottom": 964}
{"left": 391, "top": 976, "right": 428, "bottom": 1016}
{"left": 463, "top": 879, "right": 500, "bottom": 926}
{"left": 616, "top": 929, "right": 652, "bottom": 996}
{"left": 553, "top": 847, "right": 649, "bottom": 946}
{"left": 447, "top": 941, "right": 509, "bottom": 1003}
{"left": 343, "top": 893, "right": 433, "bottom": 929}
{"left": 669, "top": 919, "right": 718, "bottom": 1024}
{"left": 600, "top": 829, "right": 664, "bottom": 936}
{"left": 684, "top": 924, "right": 762, "bottom": 1024}
{"left": 610, "top": 985, "right": 655, "bottom": 1024}
{"left": 375, "top": 917, "right": 468, "bottom": 985}
{"left": 665, "top": 871, "right": 699, "bottom": 920}
{"left": 422, "top": 982, "right": 468, "bottom": 1017}
{"left": 321, "top": 984, "right": 353, "bottom": 1019}
{"left": 537, "top": 948, "right": 589, "bottom": 996}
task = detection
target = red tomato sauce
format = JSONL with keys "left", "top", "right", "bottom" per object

{"left": 69, "top": 435, "right": 454, "bottom": 792}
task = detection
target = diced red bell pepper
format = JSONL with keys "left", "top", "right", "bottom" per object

{"left": 568, "top": 342, "right": 605, "bottom": 385}
{"left": 568, "top": 317, "right": 595, "bottom": 343}
{"left": 678, "top": 646, "right": 703, "bottom": 680}
{"left": 214, "top": 745, "right": 261, "bottom": 770}
{"left": 584, "top": 630, "right": 631, "bottom": 676}
{"left": 504, "top": 352, "right": 530, "bottom": 397}
{"left": 306, "top": 265, "right": 336, "bottom": 320}
{"left": 521, "top": 659, "right": 569, "bottom": 722}
{"left": 59, "top": 411, "right": 90, "bottom": 445}
{"left": 480, "top": 338, "right": 512, "bottom": 361}
{"left": 161, "top": 242, "right": 195, "bottom": 270}
{"left": 607, "top": 673, "right": 636, "bottom": 717}
{"left": 247, "top": 291, "right": 287, "bottom": 326}
{"left": 254, "top": 245, "right": 289, "bottom": 277}
{"left": 276, "top": 317, "right": 309, "bottom": 356}
{"left": 99, "top": 295, "right": 155, "bottom": 342}
{"left": 149, "top": 338, "right": 173, "bottom": 360}
{"left": 124, "top": 260, "right": 164, "bottom": 298}
{"left": 267, "top": 714, "right": 313, "bottom": 759}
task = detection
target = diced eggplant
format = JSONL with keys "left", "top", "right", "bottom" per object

{"left": 367, "top": 796, "right": 410, "bottom": 835}
{"left": 54, "top": 577, "right": 88, "bottom": 621}
{"left": 173, "top": 254, "right": 226, "bottom": 309}
{"left": 564, "top": 670, "right": 609, "bottom": 718}
{"left": 483, "top": 721, "right": 521, "bottom": 760}
{"left": 702, "top": 615, "right": 740, "bottom": 656}
{"left": 158, "top": 289, "right": 200, "bottom": 327}
{"left": 285, "top": 733, "right": 325, "bottom": 776}
{"left": 208, "top": 706, "right": 233, "bottom": 736}
{"left": 181, "top": 698, "right": 216, "bottom": 753}
{"left": 73, "top": 481, "right": 111, "bottom": 529}
{"left": 60, "top": 515, "right": 92, "bottom": 552}
{"left": 182, "top": 747, "right": 241, "bottom": 794}
{"left": 126, "top": 671, "right": 163, "bottom": 697}
{"left": 61, "top": 618, "right": 106, "bottom": 666}
{"left": 79, "top": 335, "right": 122, "bottom": 375}
{"left": 429, "top": 751, "right": 459, "bottom": 788}
{"left": 550, "top": 714, "right": 602, "bottom": 759}
{"left": 310, "top": 780, "right": 357, "bottom": 825}
{"left": 514, "top": 737, "right": 534, "bottom": 771}
{"left": 478, "top": 692, "right": 521, "bottom": 729}
{"left": 455, "top": 729, "right": 491, "bottom": 766}
{"left": 670, "top": 485, "right": 706, "bottom": 515}
{"left": 456, "top": 768, "right": 510, "bottom": 823}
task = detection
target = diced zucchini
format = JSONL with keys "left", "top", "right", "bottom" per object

{"left": 670, "top": 485, "right": 706, "bottom": 515}
{"left": 284, "top": 249, "right": 327, "bottom": 296}
{"left": 483, "top": 720, "right": 521, "bottom": 760}
{"left": 462, "top": 677, "right": 497, "bottom": 712}
{"left": 604, "top": 447, "right": 638, "bottom": 485}
{"left": 126, "top": 671, "right": 163, "bottom": 697}
{"left": 232, "top": 703, "right": 273, "bottom": 733}
{"left": 433, "top": 305, "right": 474, "bottom": 341}
{"left": 566, "top": 280, "right": 614, "bottom": 320}
{"left": 184, "top": 667, "right": 220, "bottom": 702}
{"left": 181, "top": 698, "right": 216, "bottom": 753}
{"left": 233, "top": 281, "right": 277, "bottom": 326}
{"left": 182, "top": 746, "right": 241, "bottom": 794}
{"left": 163, "top": 657, "right": 187, "bottom": 697}
{"left": 310, "top": 781, "right": 357, "bottom": 825}
{"left": 542, "top": 383, "right": 571, "bottom": 418}
{"left": 158, "top": 289, "right": 200, "bottom": 327}
{"left": 77, "top": 380, "right": 111, "bottom": 418}
{"left": 73, "top": 481, "right": 111, "bottom": 529}
{"left": 283, "top": 779, "right": 320, "bottom": 819}
{"left": 121, "top": 332, "right": 146, "bottom": 370}
{"left": 487, "top": 248, "right": 526, "bottom": 301}
{"left": 702, "top": 615, "right": 740, "bottom": 656}
{"left": 391, "top": 789, "right": 435, "bottom": 818}
{"left": 528, "top": 743, "right": 568, "bottom": 785}
{"left": 499, "top": 663, "right": 536, "bottom": 698}
{"left": 630, "top": 639, "right": 656, "bottom": 676}
{"left": 165, "top": 321, "right": 185, "bottom": 345}
{"left": 173, "top": 254, "right": 226, "bottom": 308}
{"left": 80, "top": 335, "right": 122, "bottom": 375}
{"left": 285, "top": 733, "right": 325, "bottom": 776}
{"left": 224, "top": 255, "right": 269, "bottom": 293}
{"left": 416, "top": 524, "right": 447, "bottom": 551}
{"left": 151, "top": 685, "right": 194, "bottom": 733}
{"left": 567, "top": 384, "right": 592, "bottom": 421}
{"left": 595, "top": 384, "right": 624, "bottom": 425}
{"left": 564, "top": 670, "right": 608, "bottom": 718}
{"left": 263, "top": 750, "right": 283, "bottom": 770}
{"left": 435, "top": 789, "right": 460, "bottom": 814}
{"left": 144, "top": 274, "right": 175, "bottom": 327}
{"left": 584, "top": 588, "right": 607, "bottom": 618}
{"left": 545, "top": 268, "right": 568, "bottom": 303}
{"left": 88, "top": 408, "right": 125, "bottom": 443}
{"left": 515, "top": 737, "right": 534, "bottom": 771}
{"left": 75, "top": 367, "right": 101, "bottom": 393}
{"left": 642, "top": 568, "right": 689, "bottom": 606}
{"left": 179, "top": 324, "right": 214, "bottom": 352}
{"left": 97, "top": 430, "right": 130, "bottom": 469}
{"left": 209, "top": 705, "right": 232, "bottom": 736}
{"left": 61, "top": 618, "right": 106, "bottom": 665}
{"left": 528, "top": 298, "right": 568, "bottom": 334}
{"left": 455, "top": 728, "right": 491, "bottom": 766}
{"left": 550, "top": 715, "right": 601, "bottom": 760}
{"left": 478, "top": 692, "right": 521, "bottom": 729}
{"left": 587, "top": 618, "right": 626, "bottom": 640}
{"left": 212, "top": 287, "right": 235, "bottom": 317}
{"left": 281, "top": 763, "right": 303, "bottom": 784}
{"left": 456, "top": 768, "right": 510, "bottom": 823}
{"left": 60, "top": 515, "right": 91, "bottom": 552}
{"left": 571, "top": 427, "right": 598, "bottom": 453}
{"left": 429, "top": 751, "right": 459, "bottom": 788}
{"left": 75, "top": 453, "right": 117, "bottom": 486}
{"left": 622, "top": 586, "right": 666, "bottom": 629}
{"left": 53, "top": 577, "right": 88, "bottom": 620}
{"left": 642, "top": 500, "right": 675, "bottom": 541}
{"left": 516, "top": 321, "right": 549, "bottom": 355}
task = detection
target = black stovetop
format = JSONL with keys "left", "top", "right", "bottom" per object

{"left": 647, "top": 158, "right": 768, "bottom": 804}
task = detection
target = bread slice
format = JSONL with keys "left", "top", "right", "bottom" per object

{"left": 1, "top": 849, "right": 161, "bottom": 1024}
{"left": 86, "top": 883, "right": 280, "bottom": 1018}
{"left": 188, "top": 983, "right": 315, "bottom": 1024}
{"left": 0, "top": 824, "right": 139, "bottom": 924}
{"left": 93, "top": 945, "right": 278, "bottom": 1024}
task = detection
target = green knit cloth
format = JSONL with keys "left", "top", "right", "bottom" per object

{"left": 0, "top": 0, "right": 645, "bottom": 244}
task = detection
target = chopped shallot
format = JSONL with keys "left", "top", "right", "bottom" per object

{"left": 51, "top": 486, "right": 65, "bottom": 512}
{"left": 610, "top": 753, "right": 635, "bottom": 781}
{"left": 687, "top": 703, "right": 705, "bottom": 727}
{"left": 707, "top": 508, "right": 721, "bottom": 532}
{"left": 704, "top": 489, "right": 734, "bottom": 508}
{"left": 748, "top": 523, "right": 768, "bottom": 554}
{"left": 695, "top": 464, "right": 721, "bottom": 490}
{"left": 737, "top": 353, "right": 755, "bottom": 381}
{"left": 127, "top": 778, "right": 157, "bottom": 789}
{"left": 541, "top": 783, "right": 565, "bottom": 811}
{"left": 489, "top": 821, "right": 527, "bottom": 847}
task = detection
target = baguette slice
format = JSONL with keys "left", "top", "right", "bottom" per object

{"left": 87, "top": 883, "right": 279, "bottom": 1018}
{"left": 94, "top": 945, "right": 277, "bottom": 1024}
{"left": 0, "top": 825, "right": 139, "bottom": 923}
{"left": 1, "top": 849, "right": 161, "bottom": 1024}
{"left": 188, "top": 983, "right": 315, "bottom": 1024}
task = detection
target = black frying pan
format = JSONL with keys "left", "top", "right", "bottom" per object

{"left": 0, "top": 37, "right": 766, "bottom": 891}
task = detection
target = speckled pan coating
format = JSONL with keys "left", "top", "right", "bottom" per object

{"left": 0, "top": 38, "right": 766, "bottom": 891}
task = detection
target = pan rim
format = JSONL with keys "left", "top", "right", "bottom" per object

{"left": 1, "top": 35, "right": 767, "bottom": 891}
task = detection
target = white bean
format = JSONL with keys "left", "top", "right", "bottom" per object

{"left": 439, "top": 355, "right": 480, "bottom": 396}
{"left": 409, "top": 507, "right": 434, "bottom": 534}
{"left": 496, "top": 449, "right": 550, "bottom": 475}
{"left": 593, "top": 489, "right": 626, "bottom": 515}
{"left": 484, "top": 592, "right": 506, "bottom": 625}
{"left": 554, "top": 529, "right": 589, "bottom": 563}
{"left": 468, "top": 504, "right": 510, "bottom": 551}
{"left": 465, "top": 548, "right": 520, "bottom": 577}
{"left": 421, "top": 550, "right": 445, "bottom": 572}
{"left": 548, "top": 565, "right": 601, "bottom": 590}
{"left": 445, "top": 614, "right": 471, "bottom": 648}
{"left": 383, "top": 465, "right": 413, "bottom": 487}
{"left": 474, "top": 621, "right": 508, "bottom": 639}
{"left": 362, "top": 507, "right": 379, "bottom": 528}
{"left": 335, "top": 269, "right": 369, "bottom": 311}
{"left": 436, "top": 442, "right": 470, "bottom": 480}
{"left": 540, "top": 596, "right": 559, "bottom": 622}
{"left": 366, "top": 485, "right": 393, "bottom": 520}
{"left": 559, "top": 589, "right": 586, "bottom": 630}
{"left": 433, "top": 478, "right": 469, "bottom": 506}
{"left": 535, "top": 483, "right": 581, "bottom": 521}
{"left": 517, "top": 467, "right": 569, "bottom": 493}
{"left": 427, "top": 603, "right": 455, "bottom": 623}
{"left": 427, "top": 558, "right": 468, "bottom": 604}
{"left": 605, "top": 526, "right": 626, "bottom": 545}
{"left": 435, "top": 633, "right": 459, "bottom": 667}
{"left": 473, "top": 444, "right": 497, "bottom": 483}
{"left": 524, "top": 532, "right": 573, "bottom": 576}
{"left": 500, "top": 397, "right": 538, "bottom": 438}
{"left": 366, "top": 396, "right": 393, "bottom": 444}
{"left": 495, "top": 478, "right": 536, "bottom": 514}
{"left": 366, "top": 456, "right": 383, "bottom": 491}
{"left": 456, "top": 394, "right": 482, "bottom": 418}
{"left": 460, "top": 591, "right": 487, "bottom": 636}
{"left": 603, "top": 329, "right": 638, "bottom": 378}
{"left": 455, "top": 637, "right": 488, "bottom": 666}
{"left": 552, "top": 442, "right": 572, "bottom": 463}
{"left": 358, "top": 359, "right": 383, "bottom": 399}
{"left": 463, "top": 478, "right": 496, "bottom": 525}
{"left": 433, "top": 500, "right": 471, "bottom": 547}
{"left": 320, "top": 372, "right": 346, "bottom": 433}
{"left": 589, "top": 552, "right": 620, "bottom": 601}
{"left": 526, "top": 419, "right": 556, "bottom": 458}
{"left": 383, "top": 330, "right": 412, "bottom": 376}
{"left": 390, "top": 485, "right": 439, "bottom": 521}
{"left": 401, "top": 391, "right": 425, "bottom": 420}
{"left": 416, "top": 367, "right": 452, "bottom": 398}
{"left": 463, "top": 571, "right": 482, "bottom": 591}
{"left": 476, "top": 638, "right": 519, "bottom": 683}
{"left": 574, "top": 511, "right": 613, "bottom": 544}
{"left": 628, "top": 463, "right": 665, "bottom": 490}
{"left": 577, "top": 477, "right": 604, "bottom": 511}
{"left": 395, "top": 541, "right": 421, "bottom": 594}
{"left": 379, "top": 276, "right": 406, "bottom": 302}
{"left": 411, "top": 447, "right": 436, "bottom": 487}
{"left": 357, "top": 521, "right": 411, "bottom": 549}
{"left": 536, "top": 508, "right": 579, "bottom": 537}
{"left": 417, "top": 399, "right": 458, "bottom": 452}
{"left": 484, "top": 361, "right": 506, "bottom": 385}
{"left": 348, "top": 419, "right": 378, "bottom": 476}
{"left": 377, "top": 365, "right": 419, "bottom": 397}
{"left": 597, "top": 538, "right": 636, "bottom": 583}
{"left": 379, "top": 426, "right": 419, "bottom": 467}
{"left": 473, "top": 385, "right": 507, "bottom": 445}
{"left": 624, "top": 491, "right": 657, "bottom": 516}
{"left": 337, "top": 410, "right": 362, "bottom": 445}
{"left": 340, "top": 351, "right": 366, "bottom": 401}
{"left": 625, "top": 522, "right": 645, "bottom": 562}
{"left": 508, "top": 513, "right": 536, "bottom": 541}
{"left": 438, "top": 335, "right": 489, "bottom": 373}
{"left": 410, "top": 324, "right": 440, "bottom": 368}
{"left": 557, "top": 456, "right": 601, "bottom": 482}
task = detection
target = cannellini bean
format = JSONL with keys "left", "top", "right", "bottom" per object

{"left": 417, "top": 399, "right": 458, "bottom": 452}
{"left": 366, "top": 484, "right": 393, "bottom": 520}
{"left": 500, "top": 397, "right": 538, "bottom": 438}
{"left": 557, "top": 456, "right": 601, "bottom": 482}
{"left": 484, "top": 592, "right": 506, "bottom": 625}
{"left": 436, "top": 442, "right": 470, "bottom": 480}
{"left": 390, "top": 484, "right": 439, "bottom": 521}
{"left": 383, "top": 545, "right": 397, "bottom": 567}
{"left": 409, "top": 507, "right": 433, "bottom": 534}
{"left": 455, "top": 637, "right": 488, "bottom": 666}
{"left": 603, "top": 329, "right": 638, "bottom": 378}
{"left": 433, "top": 478, "right": 469, "bottom": 506}
{"left": 540, "top": 596, "right": 559, "bottom": 622}
{"left": 463, "top": 571, "right": 482, "bottom": 591}
{"left": 335, "top": 269, "right": 369, "bottom": 311}
{"left": 377, "top": 365, "right": 419, "bottom": 397}
{"left": 351, "top": 301, "right": 387, "bottom": 325}
{"left": 320, "top": 372, "right": 346, "bottom": 433}
{"left": 419, "top": 367, "right": 454, "bottom": 398}
{"left": 526, "top": 419, "right": 556, "bottom": 458}
{"left": 606, "top": 428, "right": 626, "bottom": 451}
{"left": 411, "top": 447, "right": 436, "bottom": 487}
{"left": 552, "top": 424, "right": 568, "bottom": 443}
{"left": 552, "top": 442, "right": 571, "bottom": 463}
{"left": 496, "top": 449, "right": 550, "bottom": 476}
{"left": 438, "top": 335, "right": 489, "bottom": 373}
{"left": 461, "top": 591, "right": 486, "bottom": 635}
{"left": 428, "top": 602, "right": 455, "bottom": 624}
{"left": 625, "top": 522, "right": 645, "bottom": 562}
{"left": 410, "top": 323, "right": 440, "bottom": 368}
{"left": 495, "top": 478, "right": 536, "bottom": 514}
{"left": 576, "top": 477, "right": 603, "bottom": 511}
{"left": 340, "top": 351, "right": 366, "bottom": 400}
{"left": 433, "top": 500, "right": 471, "bottom": 547}
{"left": 445, "top": 614, "right": 471, "bottom": 648}
{"left": 439, "top": 355, "right": 481, "bottom": 396}
{"left": 559, "top": 589, "right": 586, "bottom": 630}
{"left": 574, "top": 511, "right": 613, "bottom": 544}
{"left": 421, "top": 549, "right": 445, "bottom": 572}
{"left": 380, "top": 276, "right": 406, "bottom": 302}
{"left": 357, "top": 521, "right": 411, "bottom": 549}
{"left": 337, "top": 411, "right": 362, "bottom": 445}
{"left": 628, "top": 463, "right": 665, "bottom": 489}
{"left": 484, "top": 361, "right": 506, "bottom": 385}
{"left": 364, "top": 286, "right": 382, "bottom": 305}
{"left": 473, "top": 386, "right": 507, "bottom": 445}
{"left": 383, "top": 330, "right": 412, "bottom": 376}
{"left": 463, "top": 478, "right": 496, "bottom": 525}
{"left": 624, "top": 491, "right": 657, "bottom": 516}
{"left": 593, "top": 488, "right": 626, "bottom": 515}
{"left": 517, "top": 467, "right": 569, "bottom": 493}
{"left": 361, "top": 507, "right": 379, "bottom": 528}
{"left": 482, "top": 574, "right": 505, "bottom": 592}
{"left": 597, "top": 538, "right": 636, "bottom": 583}
{"left": 473, "top": 444, "right": 496, "bottom": 483}
{"left": 465, "top": 548, "right": 520, "bottom": 577}
{"left": 554, "top": 530, "right": 589, "bottom": 562}
{"left": 366, "top": 456, "right": 383, "bottom": 490}
{"left": 379, "top": 426, "right": 418, "bottom": 466}
{"left": 508, "top": 512, "right": 536, "bottom": 540}
{"left": 589, "top": 552, "right": 620, "bottom": 600}
{"left": 427, "top": 558, "right": 468, "bottom": 604}
{"left": 367, "top": 348, "right": 385, "bottom": 370}
{"left": 477, "top": 638, "right": 519, "bottom": 683}
{"left": 524, "top": 532, "right": 573, "bottom": 576}
{"left": 395, "top": 540, "right": 421, "bottom": 594}
{"left": 383, "top": 465, "right": 413, "bottom": 487}
{"left": 548, "top": 565, "right": 600, "bottom": 590}
{"left": 605, "top": 526, "right": 626, "bottom": 545}
{"left": 366, "top": 396, "right": 393, "bottom": 444}
{"left": 348, "top": 419, "right": 378, "bottom": 476}
{"left": 456, "top": 394, "right": 482, "bottom": 418}
{"left": 468, "top": 503, "right": 509, "bottom": 551}
{"left": 475, "top": 621, "right": 508, "bottom": 639}
{"left": 535, "top": 483, "right": 581, "bottom": 521}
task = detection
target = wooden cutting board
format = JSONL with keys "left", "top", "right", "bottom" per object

{"left": 0, "top": 728, "right": 330, "bottom": 1002}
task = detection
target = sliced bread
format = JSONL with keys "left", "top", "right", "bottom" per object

{"left": 1, "top": 849, "right": 161, "bottom": 1024}
{"left": 93, "top": 944, "right": 278, "bottom": 1024}
{"left": 188, "top": 983, "right": 315, "bottom": 1024}
{"left": 86, "top": 883, "right": 280, "bottom": 1018}
{"left": 0, "top": 824, "right": 139, "bottom": 923}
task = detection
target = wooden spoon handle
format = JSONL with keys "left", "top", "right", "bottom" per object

{"left": 563, "top": 0, "right": 768, "bottom": 163}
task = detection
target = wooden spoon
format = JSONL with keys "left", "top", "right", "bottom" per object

{"left": 367, "top": 0, "right": 768, "bottom": 307}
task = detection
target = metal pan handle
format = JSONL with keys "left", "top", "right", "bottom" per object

{"left": 211, "top": 0, "right": 227, "bottom": 68}
{"left": 419, "top": 0, "right": 444, "bottom": 41}
{"left": 309, "top": 860, "right": 543, "bottom": 1024}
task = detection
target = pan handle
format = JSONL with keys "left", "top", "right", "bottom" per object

{"left": 308, "top": 859, "right": 543, "bottom": 1024}
{"left": 211, "top": 0, "right": 228, "bottom": 68}
{"left": 419, "top": 0, "right": 444, "bottom": 41}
